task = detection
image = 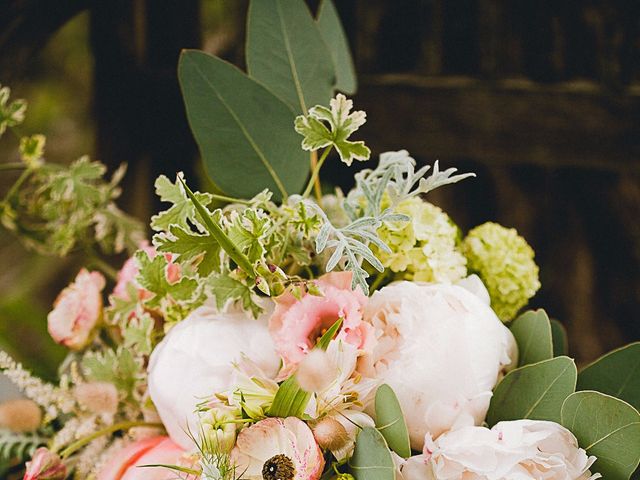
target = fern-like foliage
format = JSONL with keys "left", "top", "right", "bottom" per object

{"left": 0, "top": 429, "right": 46, "bottom": 467}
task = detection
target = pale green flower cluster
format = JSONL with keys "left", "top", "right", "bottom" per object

{"left": 375, "top": 197, "right": 467, "bottom": 283}
{"left": 463, "top": 222, "right": 541, "bottom": 321}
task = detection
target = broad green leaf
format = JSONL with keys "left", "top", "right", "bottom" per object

{"left": 150, "top": 175, "right": 213, "bottom": 232}
{"left": 295, "top": 94, "right": 370, "bottom": 165}
{"left": 510, "top": 309, "right": 553, "bottom": 366}
{"left": 577, "top": 343, "right": 640, "bottom": 411}
{"left": 562, "top": 391, "right": 640, "bottom": 480}
{"left": 349, "top": 427, "right": 395, "bottom": 480}
{"left": 155, "top": 224, "right": 222, "bottom": 276}
{"left": 208, "top": 275, "right": 262, "bottom": 318}
{"left": 375, "top": 384, "right": 411, "bottom": 458}
{"left": 246, "top": 0, "right": 335, "bottom": 113}
{"left": 550, "top": 318, "right": 568, "bottom": 357}
{"left": 178, "top": 50, "right": 308, "bottom": 200}
{"left": 317, "top": 0, "right": 357, "bottom": 94}
{"left": 487, "top": 356, "right": 577, "bottom": 426}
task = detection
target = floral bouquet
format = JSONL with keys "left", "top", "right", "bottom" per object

{"left": 1, "top": 1, "right": 639, "bottom": 480}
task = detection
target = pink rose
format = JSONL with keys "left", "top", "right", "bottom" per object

{"left": 113, "top": 243, "right": 180, "bottom": 301}
{"left": 268, "top": 272, "right": 372, "bottom": 371}
{"left": 23, "top": 447, "right": 66, "bottom": 480}
{"left": 47, "top": 269, "right": 105, "bottom": 350}
{"left": 97, "top": 436, "right": 194, "bottom": 480}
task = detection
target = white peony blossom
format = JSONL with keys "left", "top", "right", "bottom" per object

{"left": 147, "top": 301, "right": 281, "bottom": 448}
{"left": 360, "top": 279, "right": 517, "bottom": 450}
{"left": 399, "top": 420, "right": 600, "bottom": 480}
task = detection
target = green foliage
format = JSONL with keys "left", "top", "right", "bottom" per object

{"left": 122, "top": 314, "right": 154, "bottom": 356}
{"left": 208, "top": 275, "right": 262, "bottom": 318}
{"left": 0, "top": 430, "right": 46, "bottom": 469}
{"left": 561, "top": 391, "right": 640, "bottom": 480}
{"left": 509, "top": 310, "right": 553, "bottom": 366}
{"left": 156, "top": 225, "right": 222, "bottom": 276}
{"left": 317, "top": 0, "right": 357, "bottom": 95}
{"left": 348, "top": 427, "right": 395, "bottom": 480}
{"left": 550, "top": 318, "right": 568, "bottom": 357}
{"left": 0, "top": 85, "right": 26, "bottom": 136}
{"left": 178, "top": 50, "right": 308, "bottom": 200}
{"left": 82, "top": 347, "right": 141, "bottom": 399}
{"left": 577, "top": 343, "right": 640, "bottom": 411}
{"left": 295, "top": 94, "right": 370, "bottom": 165}
{"left": 19, "top": 134, "right": 45, "bottom": 166}
{"left": 374, "top": 384, "right": 411, "bottom": 459}
{"left": 151, "top": 175, "right": 213, "bottom": 232}
{"left": 246, "top": 0, "right": 335, "bottom": 114}
{"left": 487, "top": 356, "right": 577, "bottom": 425}
{"left": 227, "top": 208, "right": 272, "bottom": 265}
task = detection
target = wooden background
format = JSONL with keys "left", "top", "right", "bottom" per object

{"left": 1, "top": 0, "right": 639, "bottom": 363}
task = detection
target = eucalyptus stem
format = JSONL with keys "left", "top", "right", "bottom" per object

{"left": 211, "top": 193, "right": 251, "bottom": 205}
{"left": 0, "top": 162, "right": 27, "bottom": 171}
{"left": 302, "top": 146, "right": 332, "bottom": 198}
{"left": 59, "top": 421, "right": 163, "bottom": 458}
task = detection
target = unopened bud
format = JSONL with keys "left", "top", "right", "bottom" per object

{"left": 23, "top": 448, "right": 66, "bottom": 480}
{"left": 0, "top": 399, "right": 42, "bottom": 432}
{"left": 312, "top": 417, "right": 349, "bottom": 451}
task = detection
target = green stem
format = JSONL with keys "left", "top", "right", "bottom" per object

{"left": 85, "top": 251, "right": 118, "bottom": 281}
{"left": 0, "top": 162, "right": 27, "bottom": 171}
{"left": 369, "top": 269, "right": 390, "bottom": 292}
{"left": 59, "top": 421, "right": 163, "bottom": 458}
{"left": 211, "top": 193, "right": 251, "bottom": 205}
{"left": 302, "top": 146, "right": 332, "bottom": 198}
{"left": 4, "top": 167, "right": 33, "bottom": 201}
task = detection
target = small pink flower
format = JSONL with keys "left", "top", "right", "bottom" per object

{"left": 23, "top": 447, "right": 66, "bottom": 480}
{"left": 230, "top": 417, "right": 325, "bottom": 480}
{"left": 97, "top": 436, "right": 194, "bottom": 480}
{"left": 47, "top": 269, "right": 105, "bottom": 350}
{"left": 269, "top": 272, "right": 372, "bottom": 370}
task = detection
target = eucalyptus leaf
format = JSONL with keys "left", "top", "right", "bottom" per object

{"left": 510, "top": 309, "right": 553, "bottom": 366}
{"left": 246, "top": 0, "right": 335, "bottom": 113}
{"left": 375, "top": 384, "right": 411, "bottom": 458}
{"left": 561, "top": 391, "right": 640, "bottom": 480}
{"left": 178, "top": 50, "right": 308, "bottom": 200}
{"left": 487, "top": 356, "right": 577, "bottom": 426}
{"left": 317, "top": 0, "right": 357, "bottom": 94}
{"left": 550, "top": 318, "right": 569, "bottom": 357}
{"left": 577, "top": 342, "right": 640, "bottom": 411}
{"left": 349, "top": 427, "right": 395, "bottom": 480}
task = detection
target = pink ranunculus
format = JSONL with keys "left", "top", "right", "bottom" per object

{"left": 23, "top": 447, "right": 66, "bottom": 480}
{"left": 269, "top": 271, "right": 372, "bottom": 371}
{"left": 97, "top": 436, "right": 195, "bottom": 480}
{"left": 230, "top": 417, "right": 325, "bottom": 480}
{"left": 47, "top": 269, "right": 105, "bottom": 350}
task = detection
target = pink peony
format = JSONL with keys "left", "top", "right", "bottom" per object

{"left": 113, "top": 243, "right": 181, "bottom": 302}
{"left": 97, "top": 436, "right": 194, "bottom": 480}
{"left": 230, "top": 417, "right": 325, "bottom": 480}
{"left": 23, "top": 447, "right": 66, "bottom": 480}
{"left": 47, "top": 269, "right": 105, "bottom": 350}
{"left": 269, "top": 272, "right": 372, "bottom": 371}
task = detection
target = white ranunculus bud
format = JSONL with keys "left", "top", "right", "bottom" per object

{"left": 400, "top": 420, "right": 600, "bottom": 480}
{"left": 361, "top": 279, "right": 517, "bottom": 450}
{"left": 147, "top": 301, "right": 281, "bottom": 449}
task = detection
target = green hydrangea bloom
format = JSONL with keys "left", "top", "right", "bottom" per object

{"left": 374, "top": 197, "right": 467, "bottom": 283}
{"left": 463, "top": 222, "right": 541, "bottom": 321}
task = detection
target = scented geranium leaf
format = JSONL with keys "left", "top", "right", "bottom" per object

{"left": 246, "top": 0, "right": 334, "bottom": 113}
{"left": 0, "top": 85, "right": 27, "bottom": 136}
{"left": 487, "top": 356, "right": 577, "bottom": 426}
{"left": 295, "top": 94, "right": 370, "bottom": 165}
{"left": 122, "top": 313, "right": 154, "bottom": 356}
{"left": 94, "top": 203, "right": 146, "bottom": 254}
{"left": 47, "top": 156, "right": 106, "bottom": 205}
{"left": 151, "top": 175, "right": 213, "bottom": 232}
{"left": 19, "top": 134, "right": 45, "bottom": 166}
{"left": 577, "top": 342, "right": 640, "bottom": 411}
{"left": 179, "top": 50, "right": 308, "bottom": 200}
{"left": 208, "top": 275, "right": 262, "bottom": 318}
{"left": 155, "top": 223, "right": 222, "bottom": 276}
{"left": 510, "top": 310, "right": 553, "bottom": 366}
{"left": 136, "top": 251, "right": 199, "bottom": 308}
{"left": 561, "top": 391, "right": 640, "bottom": 480}
{"left": 349, "top": 427, "right": 395, "bottom": 480}
{"left": 550, "top": 318, "right": 569, "bottom": 357}
{"left": 317, "top": 0, "right": 357, "bottom": 94}
{"left": 227, "top": 209, "right": 272, "bottom": 264}
{"left": 375, "top": 384, "right": 411, "bottom": 458}
{"left": 106, "top": 283, "right": 141, "bottom": 325}
{"left": 82, "top": 347, "right": 140, "bottom": 397}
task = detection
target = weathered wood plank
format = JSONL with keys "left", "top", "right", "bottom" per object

{"left": 356, "top": 74, "right": 640, "bottom": 171}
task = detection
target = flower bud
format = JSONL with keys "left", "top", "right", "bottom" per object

{"left": 295, "top": 349, "right": 335, "bottom": 393}
{"left": 312, "top": 417, "right": 349, "bottom": 451}
{"left": 0, "top": 399, "right": 42, "bottom": 432}
{"left": 74, "top": 382, "right": 118, "bottom": 416}
{"left": 23, "top": 448, "right": 66, "bottom": 480}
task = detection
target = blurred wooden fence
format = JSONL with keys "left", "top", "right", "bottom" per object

{"left": 1, "top": 0, "right": 639, "bottom": 362}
